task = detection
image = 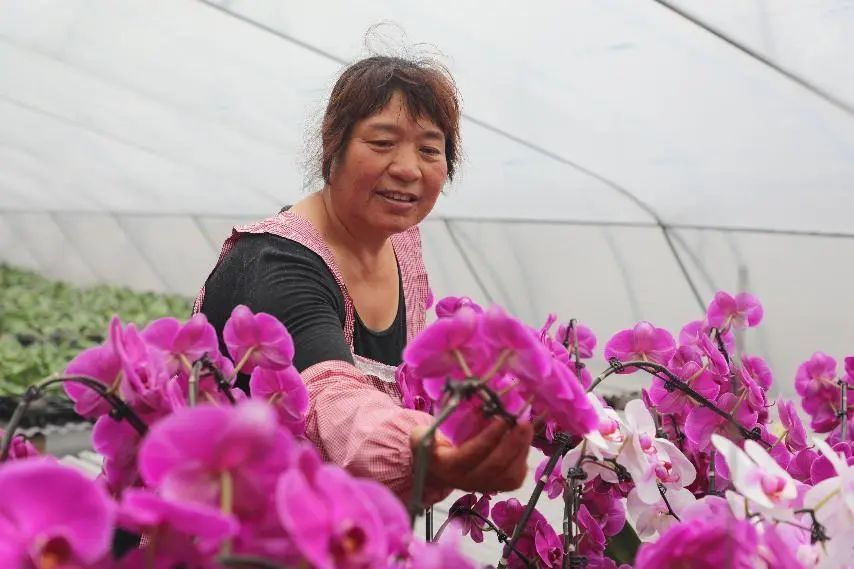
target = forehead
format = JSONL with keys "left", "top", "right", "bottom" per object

{"left": 357, "top": 92, "right": 444, "bottom": 139}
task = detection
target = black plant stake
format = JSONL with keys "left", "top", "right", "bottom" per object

{"left": 838, "top": 378, "right": 849, "bottom": 442}
{"left": 199, "top": 353, "right": 237, "bottom": 405}
{"left": 496, "top": 432, "right": 573, "bottom": 569}
{"left": 433, "top": 506, "right": 535, "bottom": 568}
{"left": 0, "top": 375, "right": 148, "bottom": 462}
{"left": 562, "top": 461, "right": 588, "bottom": 569}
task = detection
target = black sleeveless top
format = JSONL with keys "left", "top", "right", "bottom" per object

{"left": 200, "top": 232, "right": 406, "bottom": 390}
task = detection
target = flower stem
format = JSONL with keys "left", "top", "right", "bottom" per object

{"left": 188, "top": 360, "right": 202, "bottom": 407}
{"left": 232, "top": 347, "right": 256, "bottom": 378}
{"left": 771, "top": 430, "right": 789, "bottom": 450}
{"left": 479, "top": 350, "right": 510, "bottom": 385}
{"left": 811, "top": 489, "right": 841, "bottom": 512}
{"left": 220, "top": 470, "right": 234, "bottom": 556}
{"left": 145, "top": 528, "right": 158, "bottom": 569}
{"left": 218, "top": 556, "right": 288, "bottom": 568}
{"left": 180, "top": 354, "right": 194, "bottom": 374}
{"left": 453, "top": 349, "right": 474, "bottom": 378}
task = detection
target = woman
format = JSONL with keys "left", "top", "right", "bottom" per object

{"left": 195, "top": 56, "right": 532, "bottom": 504}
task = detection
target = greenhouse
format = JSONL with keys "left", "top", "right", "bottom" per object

{"left": 0, "top": 1, "right": 852, "bottom": 568}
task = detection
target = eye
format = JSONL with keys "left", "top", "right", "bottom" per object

{"left": 420, "top": 146, "right": 442, "bottom": 156}
{"left": 368, "top": 140, "right": 394, "bottom": 148}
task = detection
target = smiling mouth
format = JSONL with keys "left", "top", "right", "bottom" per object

{"left": 377, "top": 190, "right": 417, "bottom": 203}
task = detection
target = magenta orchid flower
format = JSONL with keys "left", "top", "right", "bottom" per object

{"left": 111, "top": 318, "right": 171, "bottom": 413}
{"left": 0, "top": 458, "right": 115, "bottom": 568}
{"left": 648, "top": 360, "right": 720, "bottom": 415}
{"left": 684, "top": 392, "right": 758, "bottom": 451}
{"left": 809, "top": 441, "right": 853, "bottom": 485}
{"left": 786, "top": 447, "right": 819, "bottom": 484}
{"left": 555, "top": 321, "right": 597, "bottom": 359}
{"left": 92, "top": 414, "right": 145, "bottom": 493}
{"left": 138, "top": 400, "right": 293, "bottom": 522}
{"left": 534, "top": 455, "right": 566, "bottom": 499}
{"left": 828, "top": 417, "right": 854, "bottom": 446}
{"left": 436, "top": 373, "right": 529, "bottom": 445}
{"left": 115, "top": 531, "right": 222, "bottom": 569}
{"left": 249, "top": 366, "right": 308, "bottom": 435}
{"left": 140, "top": 314, "right": 219, "bottom": 375}
{"left": 705, "top": 291, "right": 764, "bottom": 331}
{"left": 604, "top": 321, "right": 676, "bottom": 370}
{"left": 395, "top": 363, "right": 431, "bottom": 413}
{"left": 668, "top": 344, "right": 703, "bottom": 372}
{"left": 403, "top": 538, "right": 479, "bottom": 569}
{"left": 482, "top": 305, "right": 552, "bottom": 384}
{"left": 634, "top": 509, "right": 758, "bottom": 569}
{"left": 0, "top": 429, "right": 39, "bottom": 460}
{"left": 537, "top": 317, "right": 594, "bottom": 389}
{"left": 64, "top": 331, "right": 123, "bottom": 418}
{"left": 223, "top": 305, "right": 295, "bottom": 374}
{"left": 357, "top": 479, "right": 412, "bottom": 558}
{"left": 448, "top": 493, "right": 490, "bottom": 543}
{"left": 795, "top": 352, "right": 845, "bottom": 433}
{"left": 435, "top": 295, "right": 483, "bottom": 318}
{"left": 742, "top": 354, "right": 773, "bottom": 391}
{"left": 533, "top": 520, "right": 564, "bottom": 568}
{"left": 276, "top": 462, "right": 404, "bottom": 569}
{"left": 530, "top": 361, "right": 598, "bottom": 438}
{"left": 581, "top": 487, "right": 627, "bottom": 537}
{"left": 489, "top": 499, "right": 544, "bottom": 569}
{"left": 778, "top": 399, "right": 808, "bottom": 452}
{"left": 403, "top": 306, "right": 486, "bottom": 381}
{"left": 737, "top": 365, "right": 768, "bottom": 415}
{"left": 695, "top": 332, "right": 730, "bottom": 379}
{"left": 491, "top": 498, "right": 547, "bottom": 539}
{"left": 117, "top": 487, "right": 238, "bottom": 555}
{"left": 576, "top": 504, "right": 606, "bottom": 557}
{"left": 436, "top": 397, "right": 496, "bottom": 446}
{"left": 679, "top": 320, "right": 735, "bottom": 353}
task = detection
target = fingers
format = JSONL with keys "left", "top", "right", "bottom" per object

{"left": 447, "top": 419, "right": 511, "bottom": 466}
{"left": 450, "top": 421, "right": 533, "bottom": 493}
{"left": 477, "top": 423, "right": 533, "bottom": 490}
{"left": 416, "top": 418, "right": 535, "bottom": 493}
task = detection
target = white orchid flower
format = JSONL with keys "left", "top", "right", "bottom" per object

{"left": 712, "top": 434, "right": 798, "bottom": 518}
{"left": 619, "top": 400, "right": 696, "bottom": 504}
{"left": 803, "top": 438, "right": 854, "bottom": 540}
{"left": 626, "top": 486, "right": 695, "bottom": 541}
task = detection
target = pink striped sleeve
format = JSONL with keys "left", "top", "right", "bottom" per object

{"left": 300, "top": 360, "right": 452, "bottom": 505}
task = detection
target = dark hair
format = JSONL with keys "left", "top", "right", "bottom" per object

{"left": 319, "top": 55, "right": 462, "bottom": 183}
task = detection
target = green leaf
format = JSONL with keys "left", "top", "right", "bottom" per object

{"left": 0, "top": 263, "right": 191, "bottom": 394}
{"left": 605, "top": 521, "right": 641, "bottom": 565}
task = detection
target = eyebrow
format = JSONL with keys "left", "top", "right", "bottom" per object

{"left": 363, "top": 121, "right": 445, "bottom": 142}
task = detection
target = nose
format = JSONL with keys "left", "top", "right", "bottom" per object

{"left": 387, "top": 146, "right": 422, "bottom": 184}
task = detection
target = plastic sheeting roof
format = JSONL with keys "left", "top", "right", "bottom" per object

{"left": 2, "top": 0, "right": 854, "bottom": 401}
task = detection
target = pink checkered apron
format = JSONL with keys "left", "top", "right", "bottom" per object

{"left": 193, "top": 209, "right": 431, "bottom": 405}
{"left": 127, "top": 220, "right": 434, "bottom": 551}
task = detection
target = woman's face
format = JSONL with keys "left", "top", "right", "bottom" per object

{"left": 329, "top": 91, "right": 448, "bottom": 236}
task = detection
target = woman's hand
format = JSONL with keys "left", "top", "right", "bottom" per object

{"left": 410, "top": 419, "right": 534, "bottom": 493}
